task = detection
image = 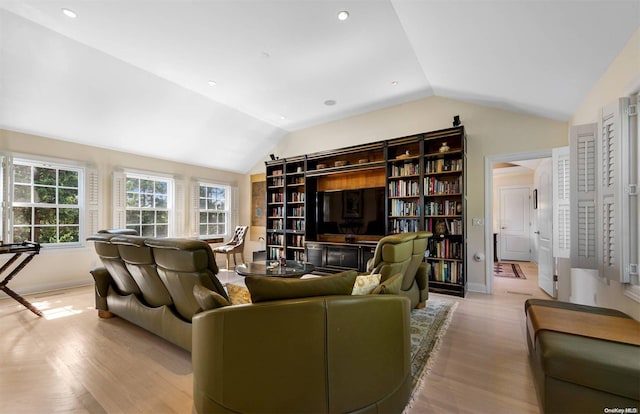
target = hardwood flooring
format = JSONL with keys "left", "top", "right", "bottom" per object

{"left": 1, "top": 263, "right": 550, "bottom": 413}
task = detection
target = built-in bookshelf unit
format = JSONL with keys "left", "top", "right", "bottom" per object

{"left": 264, "top": 126, "right": 466, "bottom": 296}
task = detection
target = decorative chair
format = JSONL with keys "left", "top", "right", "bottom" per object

{"left": 366, "top": 231, "right": 431, "bottom": 308}
{"left": 211, "top": 226, "right": 248, "bottom": 270}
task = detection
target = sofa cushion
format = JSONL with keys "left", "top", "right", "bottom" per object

{"left": 245, "top": 270, "right": 357, "bottom": 303}
{"left": 351, "top": 273, "right": 381, "bottom": 295}
{"left": 193, "top": 285, "right": 231, "bottom": 311}
{"left": 371, "top": 273, "right": 403, "bottom": 295}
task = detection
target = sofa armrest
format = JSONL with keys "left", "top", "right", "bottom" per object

{"left": 415, "top": 262, "right": 429, "bottom": 302}
{"left": 90, "top": 267, "right": 112, "bottom": 311}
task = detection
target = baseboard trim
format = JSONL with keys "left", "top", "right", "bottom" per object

{"left": 467, "top": 282, "right": 488, "bottom": 294}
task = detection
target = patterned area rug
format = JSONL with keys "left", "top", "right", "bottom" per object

{"left": 406, "top": 299, "right": 457, "bottom": 408}
{"left": 493, "top": 261, "right": 526, "bottom": 279}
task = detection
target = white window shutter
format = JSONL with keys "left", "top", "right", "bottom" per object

{"left": 112, "top": 171, "right": 127, "bottom": 229}
{"left": 552, "top": 146, "right": 570, "bottom": 258}
{"left": 190, "top": 181, "right": 200, "bottom": 237}
{"left": 231, "top": 186, "right": 239, "bottom": 235}
{"left": 0, "top": 154, "right": 9, "bottom": 242}
{"left": 174, "top": 179, "right": 186, "bottom": 237}
{"left": 85, "top": 167, "right": 101, "bottom": 238}
{"left": 570, "top": 123, "right": 598, "bottom": 269}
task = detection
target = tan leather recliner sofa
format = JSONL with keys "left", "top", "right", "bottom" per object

{"left": 88, "top": 231, "right": 228, "bottom": 351}
{"left": 367, "top": 231, "right": 431, "bottom": 308}
{"left": 192, "top": 294, "right": 412, "bottom": 414}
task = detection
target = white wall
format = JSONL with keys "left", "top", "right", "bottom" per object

{"left": 567, "top": 28, "right": 640, "bottom": 319}
{"left": 246, "top": 95, "right": 568, "bottom": 293}
{"left": 0, "top": 128, "right": 244, "bottom": 296}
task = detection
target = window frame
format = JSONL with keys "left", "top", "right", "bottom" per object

{"left": 123, "top": 171, "right": 174, "bottom": 238}
{"left": 5, "top": 156, "right": 86, "bottom": 248}
{"left": 197, "top": 181, "right": 231, "bottom": 238}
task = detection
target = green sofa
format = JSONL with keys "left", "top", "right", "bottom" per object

{"left": 366, "top": 231, "right": 431, "bottom": 308}
{"left": 525, "top": 299, "right": 640, "bottom": 413}
{"left": 88, "top": 231, "right": 228, "bottom": 351}
{"left": 192, "top": 294, "right": 412, "bottom": 414}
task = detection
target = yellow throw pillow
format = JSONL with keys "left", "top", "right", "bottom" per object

{"left": 352, "top": 273, "right": 382, "bottom": 295}
{"left": 226, "top": 283, "right": 252, "bottom": 305}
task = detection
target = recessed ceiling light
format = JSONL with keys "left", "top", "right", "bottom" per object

{"left": 280, "top": 116, "right": 286, "bottom": 120}
{"left": 207, "top": 80, "right": 217, "bottom": 86}
{"left": 61, "top": 8, "right": 77, "bottom": 18}
{"left": 391, "top": 81, "right": 398, "bottom": 86}
{"left": 324, "top": 100, "right": 337, "bottom": 106}
{"left": 337, "top": 11, "right": 350, "bottom": 21}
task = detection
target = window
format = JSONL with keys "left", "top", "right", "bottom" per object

{"left": 198, "top": 183, "right": 229, "bottom": 237}
{"left": 124, "top": 173, "right": 172, "bottom": 237}
{"left": 10, "top": 159, "right": 83, "bottom": 245}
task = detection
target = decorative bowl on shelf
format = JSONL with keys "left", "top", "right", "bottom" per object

{"left": 335, "top": 160, "right": 348, "bottom": 167}
{"left": 439, "top": 142, "right": 450, "bottom": 153}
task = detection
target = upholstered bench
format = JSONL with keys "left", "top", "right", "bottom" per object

{"left": 524, "top": 299, "right": 640, "bottom": 414}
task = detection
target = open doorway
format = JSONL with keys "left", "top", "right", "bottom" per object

{"left": 484, "top": 150, "right": 552, "bottom": 295}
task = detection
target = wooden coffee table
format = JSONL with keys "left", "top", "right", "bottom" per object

{"left": 235, "top": 260, "right": 314, "bottom": 278}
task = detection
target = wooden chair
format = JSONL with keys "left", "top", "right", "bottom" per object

{"left": 212, "top": 226, "right": 248, "bottom": 270}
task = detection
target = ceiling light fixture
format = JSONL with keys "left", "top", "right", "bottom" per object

{"left": 207, "top": 80, "right": 217, "bottom": 86}
{"left": 337, "top": 11, "right": 350, "bottom": 21}
{"left": 391, "top": 81, "right": 398, "bottom": 86}
{"left": 324, "top": 100, "right": 337, "bottom": 106}
{"left": 61, "top": 8, "right": 77, "bottom": 18}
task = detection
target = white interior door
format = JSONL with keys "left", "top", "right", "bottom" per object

{"left": 536, "top": 159, "right": 555, "bottom": 297}
{"left": 499, "top": 186, "right": 531, "bottom": 261}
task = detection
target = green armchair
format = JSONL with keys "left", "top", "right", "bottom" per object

{"left": 366, "top": 231, "right": 431, "bottom": 308}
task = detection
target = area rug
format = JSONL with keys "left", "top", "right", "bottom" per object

{"left": 406, "top": 298, "right": 457, "bottom": 407}
{"left": 493, "top": 261, "right": 526, "bottom": 279}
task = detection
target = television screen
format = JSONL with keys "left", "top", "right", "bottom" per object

{"left": 316, "top": 187, "right": 385, "bottom": 236}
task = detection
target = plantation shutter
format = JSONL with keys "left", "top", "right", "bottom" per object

{"left": 85, "top": 167, "right": 101, "bottom": 237}
{"left": 190, "top": 182, "right": 200, "bottom": 237}
{"left": 230, "top": 185, "right": 239, "bottom": 236}
{"left": 552, "top": 146, "right": 570, "bottom": 258}
{"left": 174, "top": 179, "right": 186, "bottom": 237}
{"left": 602, "top": 97, "right": 637, "bottom": 283}
{"left": 0, "top": 154, "right": 9, "bottom": 242}
{"left": 570, "top": 123, "right": 598, "bottom": 269}
{"left": 112, "top": 171, "right": 127, "bottom": 229}
{"left": 600, "top": 101, "right": 622, "bottom": 280}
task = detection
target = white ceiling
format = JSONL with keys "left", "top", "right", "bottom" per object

{"left": 1, "top": 1, "right": 638, "bottom": 173}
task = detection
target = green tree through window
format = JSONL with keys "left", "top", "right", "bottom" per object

{"left": 12, "top": 161, "right": 81, "bottom": 245}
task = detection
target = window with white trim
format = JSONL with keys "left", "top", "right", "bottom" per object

{"left": 8, "top": 158, "right": 84, "bottom": 245}
{"left": 123, "top": 173, "right": 172, "bottom": 237}
{"left": 198, "top": 183, "right": 229, "bottom": 237}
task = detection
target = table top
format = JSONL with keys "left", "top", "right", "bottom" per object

{"left": 235, "top": 260, "right": 315, "bottom": 278}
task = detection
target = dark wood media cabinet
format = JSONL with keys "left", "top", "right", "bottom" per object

{"left": 265, "top": 125, "right": 467, "bottom": 297}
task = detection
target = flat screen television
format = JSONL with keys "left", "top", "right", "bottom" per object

{"left": 316, "top": 187, "right": 386, "bottom": 236}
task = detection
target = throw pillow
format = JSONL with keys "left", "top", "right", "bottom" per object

{"left": 193, "top": 284, "right": 231, "bottom": 311}
{"left": 351, "top": 273, "right": 382, "bottom": 295}
{"left": 226, "top": 283, "right": 252, "bottom": 305}
{"left": 371, "top": 273, "right": 403, "bottom": 295}
{"left": 245, "top": 270, "right": 358, "bottom": 303}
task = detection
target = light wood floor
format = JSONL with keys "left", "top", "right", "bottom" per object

{"left": 1, "top": 263, "right": 550, "bottom": 413}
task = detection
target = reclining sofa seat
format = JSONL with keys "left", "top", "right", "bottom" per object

{"left": 367, "top": 231, "right": 431, "bottom": 308}
{"left": 88, "top": 230, "right": 228, "bottom": 351}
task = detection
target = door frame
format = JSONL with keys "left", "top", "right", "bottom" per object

{"left": 484, "top": 149, "right": 551, "bottom": 294}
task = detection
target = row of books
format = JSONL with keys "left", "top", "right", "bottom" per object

{"left": 389, "top": 162, "right": 420, "bottom": 177}
{"left": 268, "top": 233, "right": 284, "bottom": 245}
{"left": 429, "top": 260, "right": 463, "bottom": 284}
{"left": 289, "top": 234, "right": 305, "bottom": 247}
{"left": 270, "top": 206, "right": 283, "bottom": 217}
{"left": 425, "top": 159, "right": 462, "bottom": 173}
{"left": 424, "top": 200, "right": 460, "bottom": 216}
{"left": 289, "top": 219, "right": 305, "bottom": 231}
{"left": 426, "top": 238, "right": 463, "bottom": 260}
{"left": 290, "top": 192, "right": 305, "bottom": 202}
{"left": 289, "top": 206, "right": 304, "bottom": 216}
{"left": 390, "top": 199, "right": 420, "bottom": 216}
{"left": 388, "top": 179, "right": 420, "bottom": 197}
{"left": 269, "top": 193, "right": 284, "bottom": 203}
{"left": 389, "top": 218, "right": 419, "bottom": 233}
{"left": 269, "top": 177, "right": 284, "bottom": 187}
{"left": 424, "top": 176, "right": 462, "bottom": 195}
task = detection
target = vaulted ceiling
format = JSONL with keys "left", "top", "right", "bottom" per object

{"left": 1, "top": 1, "right": 638, "bottom": 173}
